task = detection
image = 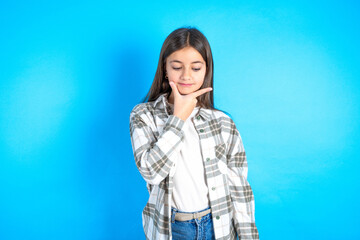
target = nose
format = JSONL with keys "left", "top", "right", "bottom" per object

{"left": 181, "top": 67, "right": 191, "bottom": 80}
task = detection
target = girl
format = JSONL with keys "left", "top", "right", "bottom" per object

{"left": 129, "top": 27, "right": 259, "bottom": 240}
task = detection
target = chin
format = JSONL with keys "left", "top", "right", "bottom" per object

{"left": 179, "top": 89, "right": 195, "bottom": 95}
{"left": 179, "top": 85, "right": 200, "bottom": 94}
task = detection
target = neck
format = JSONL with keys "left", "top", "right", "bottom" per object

{"left": 168, "top": 92, "right": 174, "bottom": 104}
{"left": 167, "top": 92, "right": 200, "bottom": 107}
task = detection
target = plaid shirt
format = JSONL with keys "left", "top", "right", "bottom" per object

{"left": 129, "top": 92, "right": 259, "bottom": 240}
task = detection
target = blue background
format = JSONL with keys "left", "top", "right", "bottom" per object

{"left": 1, "top": 1, "right": 359, "bottom": 239}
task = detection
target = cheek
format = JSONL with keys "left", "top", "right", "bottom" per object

{"left": 195, "top": 71, "right": 206, "bottom": 83}
{"left": 168, "top": 71, "right": 180, "bottom": 81}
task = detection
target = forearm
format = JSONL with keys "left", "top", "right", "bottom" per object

{"left": 130, "top": 114, "right": 185, "bottom": 185}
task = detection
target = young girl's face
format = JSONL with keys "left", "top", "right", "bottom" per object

{"left": 165, "top": 46, "right": 206, "bottom": 95}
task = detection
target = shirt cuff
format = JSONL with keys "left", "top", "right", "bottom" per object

{"left": 163, "top": 115, "right": 185, "bottom": 135}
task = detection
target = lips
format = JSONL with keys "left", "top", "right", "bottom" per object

{"left": 179, "top": 83, "right": 193, "bottom": 87}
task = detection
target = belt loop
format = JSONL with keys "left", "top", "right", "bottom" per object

{"left": 171, "top": 208, "right": 176, "bottom": 223}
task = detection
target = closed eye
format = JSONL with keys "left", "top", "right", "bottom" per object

{"left": 171, "top": 67, "right": 201, "bottom": 71}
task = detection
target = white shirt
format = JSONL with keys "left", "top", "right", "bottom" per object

{"left": 168, "top": 103, "right": 210, "bottom": 212}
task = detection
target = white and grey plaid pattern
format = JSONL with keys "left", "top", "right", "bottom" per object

{"left": 129, "top": 93, "right": 259, "bottom": 240}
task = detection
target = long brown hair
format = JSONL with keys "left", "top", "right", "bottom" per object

{"left": 141, "top": 27, "right": 218, "bottom": 111}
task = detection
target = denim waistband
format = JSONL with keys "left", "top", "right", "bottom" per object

{"left": 171, "top": 206, "right": 211, "bottom": 214}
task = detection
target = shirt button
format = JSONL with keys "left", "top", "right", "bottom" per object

{"left": 196, "top": 116, "right": 200, "bottom": 120}
{"left": 216, "top": 216, "right": 220, "bottom": 220}
{"left": 206, "top": 158, "right": 210, "bottom": 162}
{"left": 199, "top": 129, "right": 204, "bottom": 133}
{"left": 212, "top": 187, "right": 216, "bottom": 191}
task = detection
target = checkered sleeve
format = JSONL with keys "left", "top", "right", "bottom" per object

{"left": 129, "top": 109, "right": 185, "bottom": 185}
{"left": 226, "top": 119, "right": 259, "bottom": 239}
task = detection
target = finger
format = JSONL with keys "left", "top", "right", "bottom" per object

{"left": 169, "top": 81, "right": 180, "bottom": 96}
{"left": 192, "top": 87, "right": 213, "bottom": 98}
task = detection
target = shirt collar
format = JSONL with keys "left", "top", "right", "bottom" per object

{"left": 152, "top": 92, "right": 212, "bottom": 120}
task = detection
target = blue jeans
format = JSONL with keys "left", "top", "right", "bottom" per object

{"left": 171, "top": 206, "right": 216, "bottom": 240}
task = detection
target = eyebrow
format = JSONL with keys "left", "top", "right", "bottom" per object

{"left": 170, "top": 60, "right": 204, "bottom": 64}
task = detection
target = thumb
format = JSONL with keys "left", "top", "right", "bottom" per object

{"left": 169, "top": 81, "right": 180, "bottom": 96}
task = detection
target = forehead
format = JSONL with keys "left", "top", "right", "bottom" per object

{"left": 167, "top": 46, "right": 205, "bottom": 63}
